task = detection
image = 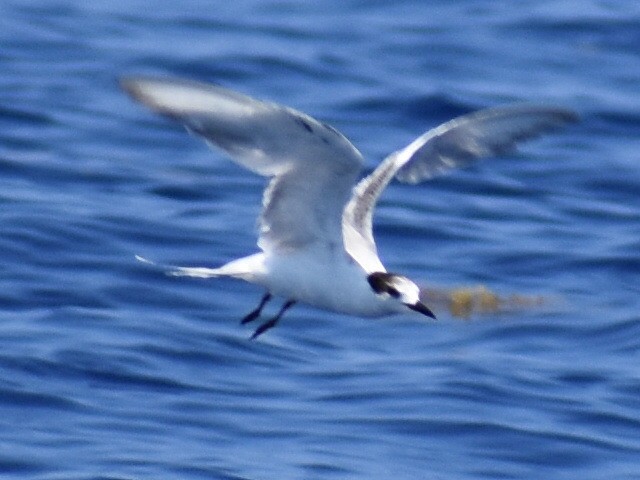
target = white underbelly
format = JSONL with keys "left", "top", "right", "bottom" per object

{"left": 262, "top": 250, "right": 395, "bottom": 317}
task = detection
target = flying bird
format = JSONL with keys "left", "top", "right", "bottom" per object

{"left": 121, "top": 76, "right": 576, "bottom": 338}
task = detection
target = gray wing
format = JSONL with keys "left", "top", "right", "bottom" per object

{"left": 343, "top": 105, "right": 578, "bottom": 272}
{"left": 122, "top": 76, "right": 364, "bottom": 252}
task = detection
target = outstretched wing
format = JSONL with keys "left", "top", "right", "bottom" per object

{"left": 122, "top": 76, "right": 364, "bottom": 252}
{"left": 343, "top": 105, "right": 578, "bottom": 272}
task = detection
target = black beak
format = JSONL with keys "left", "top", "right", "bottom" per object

{"left": 408, "top": 301, "right": 437, "bottom": 320}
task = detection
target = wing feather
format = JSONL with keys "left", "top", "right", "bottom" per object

{"left": 343, "top": 105, "right": 578, "bottom": 272}
{"left": 122, "top": 76, "right": 363, "bottom": 252}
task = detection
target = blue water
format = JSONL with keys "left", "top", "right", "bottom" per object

{"left": 1, "top": 1, "right": 640, "bottom": 478}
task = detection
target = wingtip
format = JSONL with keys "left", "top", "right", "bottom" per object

{"left": 118, "top": 75, "right": 137, "bottom": 94}
{"left": 488, "top": 103, "right": 580, "bottom": 125}
{"left": 119, "top": 74, "right": 221, "bottom": 117}
{"left": 119, "top": 75, "right": 152, "bottom": 103}
{"left": 119, "top": 75, "right": 182, "bottom": 118}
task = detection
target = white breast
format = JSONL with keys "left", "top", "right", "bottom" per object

{"left": 261, "top": 246, "right": 401, "bottom": 317}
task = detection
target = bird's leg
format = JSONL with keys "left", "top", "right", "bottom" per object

{"left": 251, "top": 300, "right": 295, "bottom": 339}
{"left": 240, "top": 293, "right": 272, "bottom": 324}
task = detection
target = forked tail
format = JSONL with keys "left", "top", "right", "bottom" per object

{"left": 135, "top": 255, "right": 224, "bottom": 278}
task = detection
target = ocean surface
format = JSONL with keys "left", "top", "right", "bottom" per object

{"left": 1, "top": 1, "right": 639, "bottom": 479}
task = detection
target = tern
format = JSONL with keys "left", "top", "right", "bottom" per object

{"left": 121, "top": 76, "right": 576, "bottom": 338}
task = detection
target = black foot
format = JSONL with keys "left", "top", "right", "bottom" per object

{"left": 250, "top": 317, "right": 278, "bottom": 340}
{"left": 250, "top": 300, "right": 295, "bottom": 339}
{"left": 241, "top": 293, "right": 272, "bottom": 324}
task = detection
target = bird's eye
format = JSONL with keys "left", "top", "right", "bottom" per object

{"left": 367, "top": 272, "right": 405, "bottom": 299}
{"left": 387, "top": 286, "right": 400, "bottom": 298}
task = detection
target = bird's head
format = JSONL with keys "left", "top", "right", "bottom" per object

{"left": 367, "top": 272, "right": 436, "bottom": 319}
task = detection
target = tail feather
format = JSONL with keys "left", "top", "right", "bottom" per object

{"left": 135, "top": 255, "right": 222, "bottom": 278}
